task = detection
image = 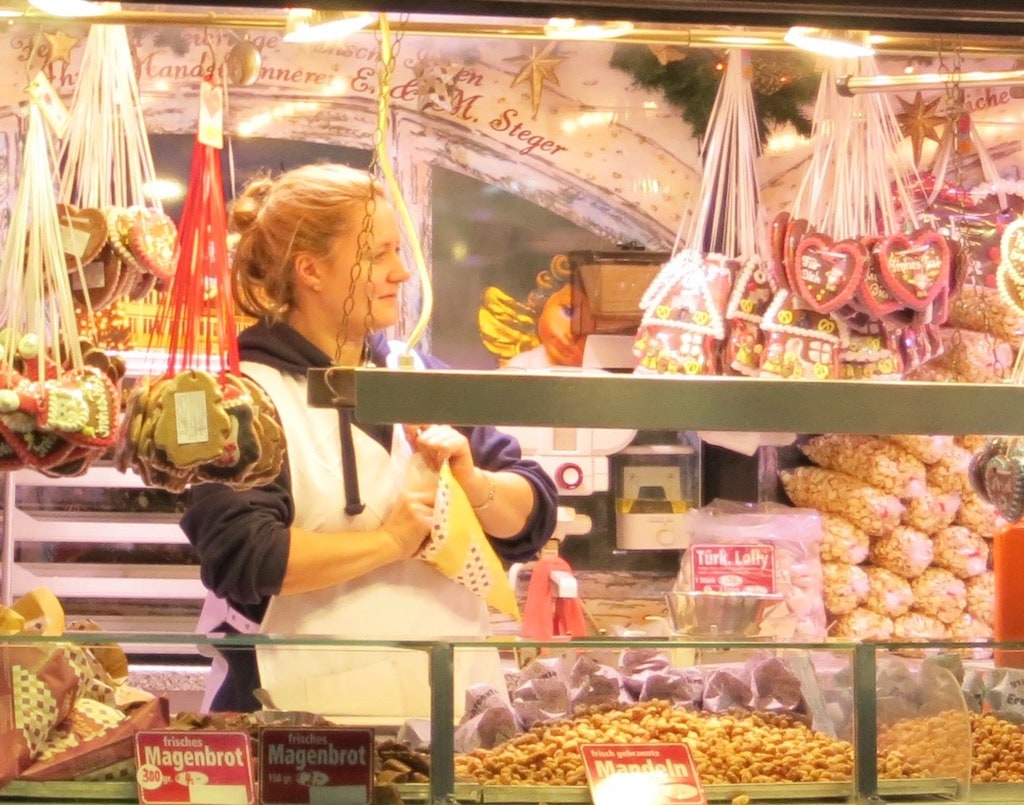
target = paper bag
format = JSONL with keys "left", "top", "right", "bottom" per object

{"left": 418, "top": 461, "right": 521, "bottom": 620}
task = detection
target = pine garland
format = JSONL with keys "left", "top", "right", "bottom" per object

{"left": 610, "top": 44, "right": 820, "bottom": 145}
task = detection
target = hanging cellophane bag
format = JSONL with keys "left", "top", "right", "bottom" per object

{"left": 967, "top": 219, "right": 1024, "bottom": 522}
{"left": 57, "top": 20, "right": 178, "bottom": 349}
{"left": 0, "top": 71, "right": 120, "bottom": 479}
{"left": 773, "top": 58, "right": 951, "bottom": 381}
{"left": 115, "top": 73, "right": 284, "bottom": 492}
{"left": 921, "top": 102, "right": 1024, "bottom": 379}
{"left": 634, "top": 50, "right": 768, "bottom": 379}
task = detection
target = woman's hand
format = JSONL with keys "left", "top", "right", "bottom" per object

{"left": 380, "top": 487, "right": 434, "bottom": 559}
{"left": 404, "top": 424, "right": 475, "bottom": 477}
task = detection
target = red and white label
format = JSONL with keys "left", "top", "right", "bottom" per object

{"left": 259, "top": 727, "right": 374, "bottom": 805}
{"left": 689, "top": 544, "right": 776, "bottom": 593}
{"left": 580, "top": 743, "right": 706, "bottom": 805}
{"left": 134, "top": 731, "right": 254, "bottom": 805}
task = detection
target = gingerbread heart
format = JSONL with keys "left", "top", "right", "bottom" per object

{"left": 129, "top": 208, "right": 178, "bottom": 281}
{"left": 983, "top": 451, "right": 1024, "bottom": 523}
{"left": 854, "top": 246, "right": 906, "bottom": 320}
{"left": 793, "top": 233, "right": 867, "bottom": 314}
{"left": 999, "top": 216, "right": 1024, "bottom": 283}
{"left": 106, "top": 206, "right": 144, "bottom": 276}
{"left": 769, "top": 211, "right": 791, "bottom": 291}
{"left": 71, "top": 244, "right": 122, "bottom": 311}
{"left": 57, "top": 204, "right": 107, "bottom": 268}
{"left": 997, "top": 262, "right": 1024, "bottom": 316}
{"left": 783, "top": 217, "right": 809, "bottom": 294}
{"left": 968, "top": 437, "right": 1003, "bottom": 498}
{"left": 876, "top": 228, "right": 950, "bottom": 310}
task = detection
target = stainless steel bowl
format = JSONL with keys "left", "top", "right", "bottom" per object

{"left": 664, "top": 590, "right": 782, "bottom": 637}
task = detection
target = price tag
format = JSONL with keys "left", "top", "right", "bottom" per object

{"left": 198, "top": 78, "right": 224, "bottom": 149}
{"left": 580, "top": 743, "right": 706, "bottom": 805}
{"left": 259, "top": 727, "right": 374, "bottom": 805}
{"left": 689, "top": 543, "right": 776, "bottom": 593}
{"left": 134, "top": 731, "right": 255, "bottom": 805}
{"left": 27, "top": 71, "right": 69, "bottom": 137}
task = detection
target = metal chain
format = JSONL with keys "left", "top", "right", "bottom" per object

{"left": 335, "top": 15, "right": 407, "bottom": 365}
{"left": 935, "top": 36, "right": 1000, "bottom": 382}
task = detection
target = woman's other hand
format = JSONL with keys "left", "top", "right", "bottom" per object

{"left": 381, "top": 488, "right": 433, "bottom": 559}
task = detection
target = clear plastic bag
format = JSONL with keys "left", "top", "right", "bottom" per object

{"left": 675, "top": 500, "right": 826, "bottom": 641}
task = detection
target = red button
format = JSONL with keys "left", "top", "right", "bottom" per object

{"left": 556, "top": 463, "right": 583, "bottom": 490}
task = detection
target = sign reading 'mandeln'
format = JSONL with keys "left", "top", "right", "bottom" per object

{"left": 580, "top": 743, "right": 707, "bottom": 805}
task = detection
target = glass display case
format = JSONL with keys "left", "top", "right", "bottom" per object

{"left": 2, "top": 629, "right": 1024, "bottom": 803}
{"left": 4, "top": 0, "right": 1024, "bottom": 804}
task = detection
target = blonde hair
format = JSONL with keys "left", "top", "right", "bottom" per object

{"left": 229, "top": 163, "right": 385, "bottom": 319}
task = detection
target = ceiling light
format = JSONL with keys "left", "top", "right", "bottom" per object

{"left": 27, "top": 0, "right": 106, "bottom": 16}
{"left": 544, "top": 17, "right": 634, "bottom": 40}
{"left": 283, "top": 8, "right": 377, "bottom": 44}
{"left": 784, "top": 26, "right": 874, "bottom": 58}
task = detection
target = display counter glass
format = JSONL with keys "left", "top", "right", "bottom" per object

{"left": 1, "top": 631, "right": 1022, "bottom": 804}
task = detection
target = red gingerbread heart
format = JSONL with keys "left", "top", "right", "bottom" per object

{"left": 851, "top": 244, "right": 901, "bottom": 319}
{"left": 783, "top": 217, "right": 809, "bottom": 294}
{"left": 792, "top": 233, "right": 867, "bottom": 314}
{"left": 769, "top": 211, "right": 791, "bottom": 291}
{"left": 876, "top": 228, "right": 950, "bottom": 310}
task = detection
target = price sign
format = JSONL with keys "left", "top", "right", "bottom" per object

{"left": 580, "top": 743, "right": 706, "bottom": 805}
{"left": 259, "top": 727, "right": 374, "bottom": 805}
{"left": 134, "top": 731, "right": 255, "bottom": 805}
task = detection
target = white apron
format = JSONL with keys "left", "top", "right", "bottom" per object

{"left": 242, "top": 360, "right": 506, "bottom": 722}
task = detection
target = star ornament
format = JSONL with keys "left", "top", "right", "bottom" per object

{"left": 506, "top": 42, "right": 567, "bottom": 120}
{"left": 895, "top": 90, "right": 947, "bottom": 167}
{"left": 43, "top": 30, "right": 80, "bottom": 68}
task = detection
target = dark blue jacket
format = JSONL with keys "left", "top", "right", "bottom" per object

{"left": 180, "top": 318, "right": 558, "bottom": 710}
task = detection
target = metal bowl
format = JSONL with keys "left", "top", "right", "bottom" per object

{"left": 664, "top": 590, "right": 782, "bottom": 637}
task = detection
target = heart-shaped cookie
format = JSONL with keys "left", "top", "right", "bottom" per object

{"left": 996, "top": 261, "right": 1024, "bottom": 316}
{"left": 769, "top": 211, "right": 791, "bottom": 291}
{"left": 968, "top": 437, "right": 1003, "bottom": 498}
{"left": 129, "top": 208, "right": 178, "bottom": 281}
{"left": 999, "top": 216, "right": 1024, "bottom": 284}
{"left": 983, "top": 451, "right": 1024, "bottom": 523}
{"left": 57, "top": 204, "right": 107, "bottom": 268}
{"left": 793, "top": 233, "right": 867, "bottom": 314}
{"left": 876, "top": 228, "right": 951, "bottom": 310}
{"left": 783, "top": 217, "right": 809, "bottom": 294}
{"left": 106, "top": 206, "right": 144, "bottom": 276}
{"left": 70, "top": 243, "right": 122, "bottom": 312}
{"left": 854, "top": 246, "right": 906, "bottom": 320}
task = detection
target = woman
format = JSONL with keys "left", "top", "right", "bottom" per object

{"left": 181, "top": 163, "right": 558, "bottom": 715}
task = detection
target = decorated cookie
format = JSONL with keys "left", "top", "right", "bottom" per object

{"left": 793, "top": 233, "right": 868, "bottom": 314}
{"left": 128, "top": 208, "right": 178, "bottom": 281}
{"left": 152, "top": 370, "right": 232, "bottom": 468}
{"left": 876, "top": 228, "right": 951, "bottom": 310}
{"left": 982, "top": 448, "right": 1024, "bottom": 523}
{"left": 56, "top": 203, "right": 107, "bottom": 268}
{"left": 106, "top": 206, "right": 145, "bottom": 276}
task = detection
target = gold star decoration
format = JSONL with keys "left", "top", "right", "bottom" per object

{"left": 505, "top": 42, "right": 567, "bottom": 120}
{"left": 895, "top": 90, "right": 947, "bottom": 167}
{"left": 43, "top": 30, "right": 80, "bottom": 68}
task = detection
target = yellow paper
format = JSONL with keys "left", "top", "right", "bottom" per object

{"left": 420, "top": 462, "right": 521, "bottom": 621}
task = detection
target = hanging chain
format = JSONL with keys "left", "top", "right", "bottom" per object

{"left": 936, "top": 37, "right": 978, "bottom": 380}
{"left": 335, "top": 15, "right": 407, "bottom": 365}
